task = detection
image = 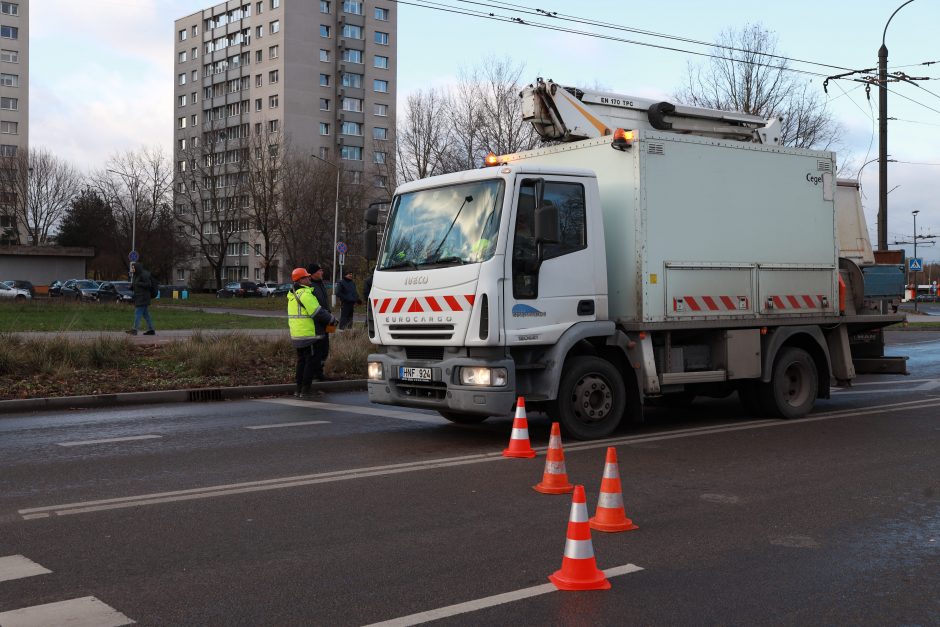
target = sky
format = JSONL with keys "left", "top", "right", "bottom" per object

{"left": 28, "top": 0, "right": 940, "bottom": 260}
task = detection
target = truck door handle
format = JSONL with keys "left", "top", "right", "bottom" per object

{"left": 577, "top": 300, "right": 595, "bottom": 316}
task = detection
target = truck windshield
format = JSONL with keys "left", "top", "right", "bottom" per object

{"left": 378, "top": 179, "right": 505, "bottom": 270}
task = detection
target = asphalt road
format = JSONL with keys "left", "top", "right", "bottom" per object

{"left": 0, "top": 331, "right": 937, "bottom": 626}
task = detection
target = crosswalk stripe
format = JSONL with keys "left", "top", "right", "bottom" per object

{"left": 257, "top": 398, "right": 445, "bottom": 424}
{"left": 57, "top": 435, "right": 162, "bottom": 447}
{"left": 0, "top": 596, "right": 134, "bottom": 627}
{"left": 0, "top": 555, "right": 50, "bottom": 583}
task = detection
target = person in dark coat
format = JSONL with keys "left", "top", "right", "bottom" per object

{"left": 127, "top": 261, "right": 156, "bottom": 336}
{"left": 306, "top": 263, "right": 333, "bottom": 381}
{"left": 336, "top": 270, "right": 360, "bottom": 329}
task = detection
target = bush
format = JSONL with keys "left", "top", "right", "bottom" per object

{"left": 325, "top": 326, "right": 369, "bottom": 378}
{"left": 0, "top": 333, "right": 134, "bottom": 376}
{"left": 164, "top": 332, "right": 292, "bottom": 377}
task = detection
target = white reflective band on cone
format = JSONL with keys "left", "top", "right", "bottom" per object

{"left": 603, "top": 463, "right": 620, "bottom": 479}
{"left": 548, "top": 435, "right": 562, "bottom": 449}
{"left": 544, "top": 461, "right": 566, "bottom": 475}
{"left": 569, "top": 502, "right": 588, "bottom": 523}
{"left": 563, "top": 538, "right": 595, "bottom": 560}
{"left": 515, "top": 408, "right": 526, "bottom": 418}
{"left": 598, "top": 491, "right": 624, "bottom": 508}
{"left": 510, "top": 428, "right": 529, "bottom": 440}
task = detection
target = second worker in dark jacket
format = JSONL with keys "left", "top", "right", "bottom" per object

{"left": 306, "top": 263, "right": 333, "bottom": 381}
{"left": 336, "top": 270, "right": 360, "bottom": 330}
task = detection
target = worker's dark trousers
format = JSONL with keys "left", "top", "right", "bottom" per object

{"left": 312, "top": 334, "right": 329, "bottom": 379}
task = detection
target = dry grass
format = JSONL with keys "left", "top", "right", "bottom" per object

{"left": 0, "top": 334, "right": 133, "bottom": 377}
{"left": 325, "top": 326, "right": 370, "bottom": 378}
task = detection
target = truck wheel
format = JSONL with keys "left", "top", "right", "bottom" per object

{"left": 553, "top": 356, "right": 625, "bottom": 440}
{"left": 759, "top": 347, "right": 818, "bottom": 419}
{"left": 438, "top": 411, "right": 489, "bottom": 424}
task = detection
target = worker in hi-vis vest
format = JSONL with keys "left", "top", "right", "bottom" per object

{"left": 287, "top": 267, "right": 338, "bottom": 399}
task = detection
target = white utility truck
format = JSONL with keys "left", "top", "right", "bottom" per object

{"left": 364, "top": 78, "right": 905, "bottom": 439}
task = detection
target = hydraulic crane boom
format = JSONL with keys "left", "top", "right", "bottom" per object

{"left": 521, "top": 77, "right": 783, "bottom": 144}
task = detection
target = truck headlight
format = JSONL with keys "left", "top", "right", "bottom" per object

{"left": 368, "top": 361, "right": 384, "bottom": 380}
{"left": 459, "top": 367, "right": 508, "bottom": 387}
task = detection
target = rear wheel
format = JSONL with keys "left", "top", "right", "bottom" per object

{"left": 759, "top": 347, "right": 818, "bottom": 419}
{"left": 438, "top": 411, "right": 489, "bottom": 424}
{"left": 552, "top": 355, "right": 625, "bottom": 440}
{"left": 14, "top": 295, "right": 25, "bottom": 301}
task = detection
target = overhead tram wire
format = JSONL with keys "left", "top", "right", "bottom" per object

{"left": 454, "top": 0, "right": 856, "bottom": 74}
{"left": 393, "top": 0, "right": 833, "bottom": 80}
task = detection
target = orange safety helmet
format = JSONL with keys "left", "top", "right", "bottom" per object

{"left": 291, "top": 267, "right": 311, "bottom": 282}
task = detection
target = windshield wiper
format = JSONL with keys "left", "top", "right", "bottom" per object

{"left": 429, "top": 195, "right": 474, "bottom": 260}
{"left": 417, "top": 256, "right": 467, "bottom": 267}
{"left": 380, "top": 260, "right": 419, "bottom": 271}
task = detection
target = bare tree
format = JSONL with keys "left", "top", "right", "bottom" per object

{"left": 278, "top": 154, "right": 337, "bottom": 270}
{"left": 470, "top": 57, "right": 541, "bottom": 156}
{"left": 242, "top": 125, "right": 284, "bottom": 281}
{"left": 675, "top": 23, "right": 841, "bottom": 149}
{"left": 0, "top": 148, "right": 82, "bottom": 246}
{"left": 396, "top": 88, "right": 451, "bottom": 183}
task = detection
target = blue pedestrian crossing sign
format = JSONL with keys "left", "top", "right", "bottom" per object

{"left": 909, "top": 257, "right": 923, "bottom": 272}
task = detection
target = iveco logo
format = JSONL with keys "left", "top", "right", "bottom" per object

{"left": 404, "top": 274, "right": 429, "bottom": 285}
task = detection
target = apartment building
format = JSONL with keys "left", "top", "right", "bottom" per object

{"left": 173, "top": 0, "right": 397, "bottom": 286}
{"left": 0, "top": 0, "right": 27, "bottom": 244}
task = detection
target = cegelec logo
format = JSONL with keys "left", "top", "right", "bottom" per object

{"left": 512, "top": 304, "right": 547, "bottom": 318}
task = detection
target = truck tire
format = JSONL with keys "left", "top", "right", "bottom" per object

{"left": 759, "top": 347, "right": 818, "bottom": 419}
{"left": 553, "top": 356, "right": 625, "bottom": 440}
{"left": 438, "top": 411, "right": 489, "bottom": 424}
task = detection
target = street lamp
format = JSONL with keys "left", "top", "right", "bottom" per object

{"left": 310, "top": 153, "right": 340, "bottom": 308}
{"left": 878, "top": 0, "right": 917, "bottom": 251}
{"left": 106, "top": 168, "right": 138, "bottom": 278}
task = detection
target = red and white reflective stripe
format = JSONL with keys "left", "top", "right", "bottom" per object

{"left": 372, "top": 294, "right": 475, "bottom": 314}
{"left": 767, "top": 295, "right": 827, "bottom": 310}
{"left": 673, "top": 296, "right": 748, "bottom": 312}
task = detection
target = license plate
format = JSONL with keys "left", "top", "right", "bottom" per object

{"left": 399, "top": 367, "right": 432, "bottom": 382}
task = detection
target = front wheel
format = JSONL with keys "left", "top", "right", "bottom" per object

{"left": 552, "top": 355, "right": 626, "bottom": 440}
{"left": 759, "top": 347, "right": 818, "bottom": 419}
{"left": 438, "top": 411, "right": 489, "bottom": 425}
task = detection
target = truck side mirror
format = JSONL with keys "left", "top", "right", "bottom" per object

{"left": 363, "top": 227, "right": 378, "bottom": 261}
{"left": 535, "top": 201, "right": 560, "bottom": 244}
{"left": 364, "top": 206, "right": 379, "bottom": 227}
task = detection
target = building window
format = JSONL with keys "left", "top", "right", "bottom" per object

{"left": 374, "top": 151, "right": 387, "bottom": 164}
{"left": 192, "top": 47, "right": 198, "bottom": 59}
{"left": 342, "top": 24, "right": 362, "bottom": 39}
{"left": 375, "top": 31, "right": 389, "bottom": 45}
{"left": 349, "top": 171, "right": 362, "bottom": 185}
{"left": 255, "top": 50, "right": 262, "bottom": 63}
{"left": 342, "top": 97, "right": 362, "bottom": 112}
{"left": 342, "top": 72, "right": 362, "bottom": 88}
{"left": 319, "top": 98, "right": 330, "bottom": 111}
{"left": 255, "top": 98, "right": 262, "bottom": 111}
{"left": 0, "top": 121, "right": 16, "bottom": 134}
{"left": 0, "top": 72, "right": 16, "bottom": 87}
{"left": 178, "top": 138, "right": 187, "bottom": 150}
{"left": 374, "top": 103, "right": 388, "bottom": 116}
{"left": 341, "top": 121, "right": 362, "bottom": 136}
{"left": 0, "top": 25, "right": 14, "bottom": 39}
{"left": 319, "top": 147, "right": 330, "bottom": 160}
{"left": 374, "top": 55, "right": 388, "bottom": 69}
{"left": 0, "top": 144, "right": 16, "bottom": 157}
{"left": 342, "top": 49, "right": 363, "bottom": 64}
{"left": 320, "top": 25, "right": 331, "bottom": 37}
{"left": 373, "top": 127, "right": 388, "bottom": 140}
{"left": 256, "top": 25, "right": 263, "bottom": 38}
{"left": 191, "top": 113, "right": 198, "bottom": 126}
{"left": 374, "top": 79, "right": 389, "bottom": 93}
{"left": 0, "top": 3, "right": 19, "bottom": 16}
{"left": 269, "top": 94, "right": 279, "bottom": 108}
{"left": 319, "top": 123, "right": 330, "bottom": 135}
{"left": 271, "top": 0, "right": 280, "bottom": 8}
{"left": 178, "top": 51, "right": 187, "bottom": 63}
{"left": 319, "top": 73, "right": 330, "bottom": 86}
{"left": 270, "top": 20, "right": 280, "bottom": 34}
{"left": 343, "top": 1, "right": 363, "bottom": 14}
{"left": 341, "top": 146, "right": 362, "bottom": 161}
{"left": 0, "top": 49, "right": 16, "bottom": 63}
{"left": 178, "top": 116, "right": 187, "bottom": 129}
{"left": 178, "top": 269, "right": 186, "bottom": 281}
{"left": 268, "top": 120, "right": 280, "bottom": 133}
{"left": 374, "top": 175, "right": 387, "bottom": 188}
{"left": 269, "top": 45, "right": 279, "bottom": 59}
{"left": 0, "top": 97, "right": 17, "bottom": 110}
{"left": 179, "top": 29, "right": 187, "bottom": 41}
{"left": 192, "top": 25, "right": 199, "bottom": 37}
{"left": 192, "top": 69, "right": 198, "bottom": 81}
{"left": 256, "top": 1, "right": 263, "bottom": 13}
{"left": 319, "top": 49, "right": 330, "bottom": 62}
{"left": 375, "top": 7, "right": 389, "bottom": 20}
{"left": 178, "top": 72, "right": 187, "bottom": 85}
{"left": 178, "top": 94, "right": 187, "bottom": 107}
{"left": 320, "top": 1, "right": 330, "bottom": 13}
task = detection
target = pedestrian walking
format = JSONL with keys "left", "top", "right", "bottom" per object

{"left": 306, "top": 263, "right": 334, "bottom": 381}
{"left": 336, "top": 270, "right": 360, "bottom": 330}
{"left": 287, "top": 267, "right": 338, "bottom": 399}
{"left": 126, "top": 261, "right": 157, "bottom": 336}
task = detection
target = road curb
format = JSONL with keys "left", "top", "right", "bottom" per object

{"left": 0, "top": 380, "right": 368, "bottom": 416}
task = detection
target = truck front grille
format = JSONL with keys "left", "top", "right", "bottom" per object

{"left": 406, "top": 346, "right": 445, "bottom": 360}
{"left": 393, "top": 380, "right": 447, "bottom": 400}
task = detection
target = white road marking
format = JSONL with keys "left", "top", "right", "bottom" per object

{"left": 0, "top": 555, "right": 51, "bottom": 583}
{"left": 0, "top": 596, "right": 134, "bottom": 627}
{"left": 20, "top": 397, "right": 940, "bottom": 520}
{"left": 245, "top": 420, "right": 330, "bottom": 430}
{"left": 364, "top": 563, "right": 644, "bottom": 627}
{"left": 258, "top": 398, "right": 446, "bottom": 424}
{"left": 56, "top": 435, "right": 162, "bottom": 447}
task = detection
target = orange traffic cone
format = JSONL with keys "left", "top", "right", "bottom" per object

{"left": 549, "top": 485, "right": 610, "bottom": 591}
{"left": 589, "top": 447, "right": 638, "bottom": 533}
{"left": 502, "top": 397, "right": 536, "bottom": 458}
{"left": 533, "top": 422, "right": 574, "bottom": 494}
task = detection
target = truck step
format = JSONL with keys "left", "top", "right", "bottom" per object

{"left": 852, "top": 356, "right": 908, "bottom": 375}
{"left": 515, "top": 363, "right": 548, "bottom": 371}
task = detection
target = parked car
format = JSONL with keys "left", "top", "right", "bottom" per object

{"left": 2, "top": 280, "right": 35, "bottom": 298}
{"left": 271, "top": 282, "right": 293, "bottom": 297}
{"left": 48, "top": 280, "right": 65, "bottom": 297}
{"left": 60, "top": 279, "right": 100, "bottom": 302}
{"left": 258, "top": 281, "right": 280, "bottom": 297}
{"left": 0, "top": 282, "right": 30, "bottom": 300}
{"left": 216, "top": 281, "right": 262, "bottom": 298}
{"left": 97, "top": 281, "right": 134, "bottom": 304}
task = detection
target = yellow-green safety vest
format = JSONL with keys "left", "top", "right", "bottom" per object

{"left": 287, "top": 286, "right": 323, "bottom": 340}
